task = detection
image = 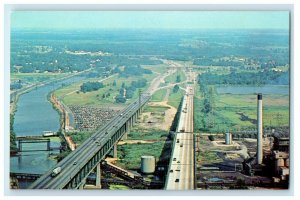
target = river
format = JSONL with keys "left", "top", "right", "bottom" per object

{"left": 10, "top": 75, "right": 85, "bottom": 188}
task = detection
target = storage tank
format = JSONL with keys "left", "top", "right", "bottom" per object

{"left": 141, "top": 155, "right": 155, "bottom": 174}
{"left": 225, "top": 133, "right": 232, "bottom": 145}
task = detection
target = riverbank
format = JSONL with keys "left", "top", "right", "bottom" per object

{"left": 10, "top": 70, "right": 90, "bottom": 151}
{"left": 10, "top": 68, "right": 92, "bottom": 115}
{"left": 49, "top": 93, "right": 76, "bottom": 151}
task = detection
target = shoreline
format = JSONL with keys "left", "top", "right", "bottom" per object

{"left": 9, "top": 69, "right": 91, "bottom": 153}
{"left": 49, "top": 92, "right": 76, "bottom": 151}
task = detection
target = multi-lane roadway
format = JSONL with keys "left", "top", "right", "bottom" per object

{"left": 165, "top": 70, "right": 195, "bottom": 190}
{"left": 29, "top": 95, "right": 150, "bottom": 189}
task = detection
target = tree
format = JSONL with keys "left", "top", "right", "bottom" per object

{"left": 115, "top": 94, "right": 126, "bottom": 103}
{"left": 80, "top": 82, "right": 104, "bottom": 93}
{"left": 125, "top": 89, "right": 134, "bottom": 99}
{"left": 113, "top": 80, "right": 117, "bottom": 86}
{"left": 173, "top": 85, "right": 179, "bottom": 93}
{"left": 176, "top": 75, "right": 181, "bottom": 83}
{"left": 10, "top": 114, "right": 17, "bottom": 151}
{"left": 208, "top": 135, "right": 215, "bottom": 141}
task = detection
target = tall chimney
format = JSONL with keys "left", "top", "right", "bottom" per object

{"left": 257, "top": 93, "right": 263, "bottom": 164}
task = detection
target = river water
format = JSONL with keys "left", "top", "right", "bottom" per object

{"left": 10, "top": 75, "right": 84, "bottom": 187}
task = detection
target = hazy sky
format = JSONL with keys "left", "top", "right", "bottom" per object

{"left": 11, "top": 11, "right": 290, "bottom": 30}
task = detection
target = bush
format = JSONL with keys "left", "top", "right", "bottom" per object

{"left": 173, "top": 85, "right": 179, "bottom": 93}
{"left": 80, "top": 81, "right": 104, "bottom": 93}
{"left": 115, "top": 94, "right": 126, "bottom": 103}
{"left": 208, "top": 135, "right": 215, "bottom": 141}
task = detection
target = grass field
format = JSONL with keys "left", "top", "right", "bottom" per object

{"left": 151, "top": 89, "right": 167, "bottom": 102}
{"left": 142, "top": 64, "right": 169, "bottom": 74}
{"left": 127, "top": 127, "right": 169, "bottom": 140}
{"left": 197, "top": 151, "right": 222, "bottom": 164}
{"left": 167, "top": 89, "right": 185, "bottom": 109}
{"left": 194, "top": 84, "right": 289, "bottom": 133}
{"left": 164, "top": 69, "right": 186, "bottom": 84}
{"left": 109, "top": 185, "right": 130, "bottom": 190}
{"left": 143, "top": 105, "right": 170, "bottom": 113}
{"left": 116, "top": 141, "right": 166, "bottom": 169}
{"left": 67, "top": 131, "right": 94, "bottom": 146}
{"left": 54, "top": 73, "right": 156, "bottom": 106}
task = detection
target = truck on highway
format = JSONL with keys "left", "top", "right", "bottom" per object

{"left": 51, "top": 167, "right": 62, "bottom": 177}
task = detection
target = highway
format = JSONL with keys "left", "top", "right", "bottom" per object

{"left": 29, "top": 94, "right": 150, "bottom": 189}
{"left": 165, "top": 70, "right": 195, "bottom": 190}
{"left": 29, "top": 63, "right": 174, "bottom": 189}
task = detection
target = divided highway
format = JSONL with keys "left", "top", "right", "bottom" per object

{"left": 165, "top": 71, "right": 195, "bottom": 190}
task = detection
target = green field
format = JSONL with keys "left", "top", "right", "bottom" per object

{"left": 143, "top": 105, "right": 170, "bottom": 113}
{"left": 116, "top": 141, "right": 166, "bottom": 169}
{"left": 54, "top": 73, "right": 155, "bottom": 106}
{"left": 198, "top": 151, "right": 222, "bottom": 164}
{"left": 167, "top": 89, "right": 185, "bottom": 108}
{"left": 164, "top": 69, "right": 186, "bottom": 84}
{"left": 142, "top": 64, "right": 169, "bottom": 74}
{"left": 151, "top": 89, "right": 167, "bottom": 102}
{"left": 127, "top": 127, "right": 169, "bottom": 140}
{"left": 67, "top": 131, "right": 94, "bottom": 145}
{"left": 194, "top": 84, "right": 289, "bottom": 133}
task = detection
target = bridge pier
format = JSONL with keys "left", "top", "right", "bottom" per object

{"left": 130, "top": 117, "right": 133, "bottom": 128}
{"left": 18, "top": 141, "right": 22, "bottom": 151}
{"left": 96, "top": 163, "right": 101, "bottom": 188}
{"left": 79, "top": 179, "right": 86, "bottom": 189}
{"left": 121, "top": 132, "right": 128, "bottom": 140}
{"left": 47, "top": 140, "right": 50, "bottom": 151}
{"left": 113, "top": 144, "right": 118, "bottom": 158}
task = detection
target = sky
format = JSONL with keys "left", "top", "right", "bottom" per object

{"left": 11, "top": 11, "right": 290, "bottom": 30}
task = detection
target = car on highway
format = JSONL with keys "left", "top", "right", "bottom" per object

{"left": 51, "top": 167, "right": 62, "bottom": 177}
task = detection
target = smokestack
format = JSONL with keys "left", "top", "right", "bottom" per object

{"left": 257, "top": 93, "right": 263, "bottom": 164}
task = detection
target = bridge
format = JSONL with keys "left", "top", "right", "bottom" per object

{"left": 10, "top": 172, "right": 42, "bottom": 181}
{"left": 29, "top": 94, "right": 150, "bottom": 189}
{"left": 165, "top": 71, "right": 196, "bottom": 190}
{"left": 15, "top": 136, "right": 59, "bottom": 152}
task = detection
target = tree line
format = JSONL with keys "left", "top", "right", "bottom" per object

{"left": 198, "top": 70, "right": 289, "bottom": 86}
{"left": 80, "top": 81, "right": 104, "bottom": 93}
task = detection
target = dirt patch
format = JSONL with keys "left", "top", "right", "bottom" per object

{"left": 105, "top": 157, "right": 118, "bottom": 163}
{"left": 141, "top": 101, "right": 177, "bottom": 131}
